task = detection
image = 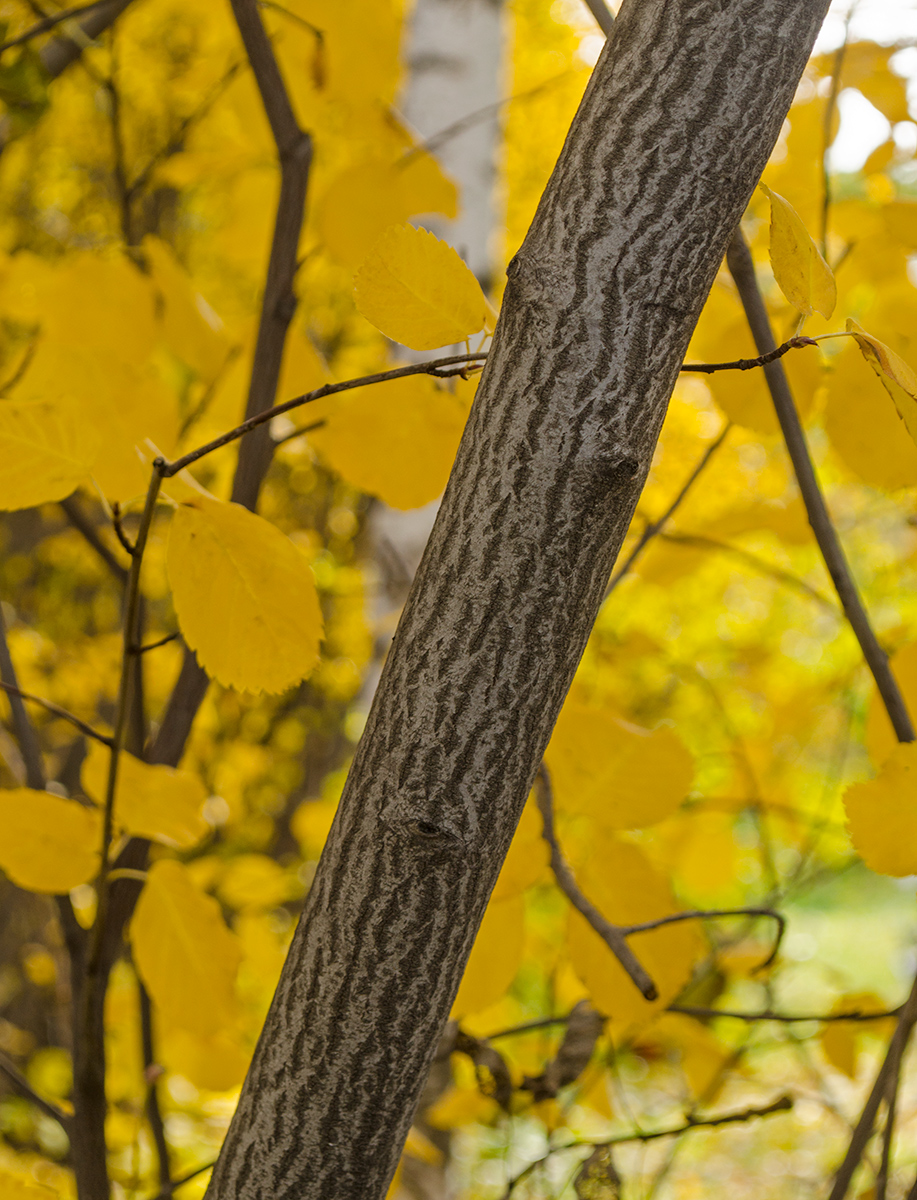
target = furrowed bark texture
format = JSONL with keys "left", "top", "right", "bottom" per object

{"left": 206, "top": 2, "right": 828, "bottom": 1196}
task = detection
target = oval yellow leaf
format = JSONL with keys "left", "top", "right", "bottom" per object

{"left": 760, "top": 183, "right": 836, "bottom": 318}
{"left": 0, "top": 396, "right": 96, "bottom": 511}
{"left": 310, "top": 374, "right": 471, "bottom": 509}
{"left": 843, "top": 742, "right": 917, "bottom": 877}
{"left": 0, "top": 789, "right": 100, "bottom": 893}
{"left": 130, "top": 859, "right": 241, "bottom": 1037}
{"left": 166, "top": 494, "right": 323, "bottom": 694}
{"left": 354, "top": 224, "right": 489, "bottom": 350}
{"left": 81, "top": 741, "right": 209, "bottom": 849}
{"left": 546, "top": 702, "right": 693, "bottom": 829}
{"left": 451, "top": 892, "right": 525, "bottom": 1018}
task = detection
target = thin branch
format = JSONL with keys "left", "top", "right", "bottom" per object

{"left": 111, "top": 502, "right": 136, "bottom": 557}
{"left": 670, "top": 1003, "right": 902, "bottom": 1024}
{"left": 0, "top": 681, "right": 113, "bottom": 747}
{"left": 581, "top": 0, "right": 615, "bottom": 38}
{"left": 0, "top": 607, "right": 46, "bottom": 789}
{"left": 135, "top": 633, "right": 179, "bottom": 654}
{"left": 139, "top": 980, "right": 172, "bottom": 1196}
{"left": 501, "top": 1094, "right": 793, "bottom": 1198}
{"left": 0, "top": 1049, "right": 72, "bottom": 1130}
{"left": 0, "top": 3, "right": 104, "bottom": 54}
{"left": 161, "top": 354, "right": 488, "bottom": 478}
{"left": 726, "top": 227, "right": 915, "bottom": 743}
{"left": 39, "top": 0, "right": 134, "bottom": 79}
{"left": 60, "top": 496, "right": 129, "bottom": 582}
{"left": 535, "top": 764, "right": 658, "bottom": 1001}
{"left": 876, "top": 1058, "right": 900, "bottom": 1200}
{"left": 828, "top": 971, "right": 917, "bottom": 1200}
{"left": 821, "top": 19, "right": 851, "bottom": 257}
{"left": 272, "top": 417, "right": 325, "bottom": 446}
{"left": 146, "top": 1160, "right": 216, "bottom": 1199}
{"left": 226, "top": 0, "right": 313, "bottom": 509}
{"left": 622, "top": 906, "right": 785, "bottom": 968}
{"left": 605, "top": 424, "right": 731, "bottom": 595}
{"left": 681, "top": 336, "right": 817, "bottom": 374}
{"left": 659, "top": 531, "right": 838, "bottom": 611}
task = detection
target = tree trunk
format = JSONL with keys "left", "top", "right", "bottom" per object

{"left": 205, "top": 2, "right": 828, "bottom": 1196}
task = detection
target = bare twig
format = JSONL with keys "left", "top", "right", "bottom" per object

{"left": 622, "top": 906, "right": 785, "bottom": 968}
{"left": 828, "top": 972, "right": 917, "bottom": 1200}
{"left": 139, "top": 980, "right": 172, "bottom": 1196}
{"left": 272, "top": 417, "right": 326, "bottom": 446}
{"left": 581, "top": 0, "right": 615, "bottom": 38}
{"left": 535, "top": 764, "right": 658, "bottom": 1000}
{"left": 0, "top": 681, "right": 113, "bottom": 747}
{"left": 606, "top": 424, "right": 731, "bottom": 595}
{"left": 60, "top": 496, "right": 129, "bottom": 582}
{"left": 726, "top": 228, "right": 915, "bottom": 743}
{"left": 501, "top": 1094, "right": 793, "bottom": 1198}
{"left": 0, "top": 1049, "right": 72, "bottom": 1130}
{"left": 0, "top": 607, "right": 46, "bottom": 789}
{"left": 111, "top": 501, "right": 136, "bottom": 557}
{"left": 162, "top": 354, "right": 488, "bottom": 478}
{"left": 135, "top": 632, "right": 179, "bottom": 654}
{"left": 670, "top": 1002, "right": 902, "bottom": 1024}
{"left": 0, "top": 3, "right": 104, "bottom": 54}
{"left": 145, "top": 1160, "right": 216, "bottom": 1199}
{"left": 681, "top": 336, "right": 817, "bottom": 374}
{"left": 877, "top": 1061, "right": 900, "bottom": 1200}
{"left": 227, "top": 0, "right": 313, "bottom": 509}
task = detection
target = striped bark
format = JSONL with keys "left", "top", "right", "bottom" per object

{"left": 206, "top": 1, "right": 828, "bottom": 1196}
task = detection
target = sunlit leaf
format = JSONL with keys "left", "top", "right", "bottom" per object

{"left": 166, "top": 494, "right": 323, "bottom": 694}
{"left": 81, "top": 741, "right": 209, "bottom": 849}
{"left": 759, "top": 183, "right": 836, "bottom": 318}
{"left": 451, "top": 893, "right": 525, "bottom": 1017}
{"left": 844, "top": 742, "right": 917, "bottom": 876}
{"left": 0, "top": 789, "right": 100, "bottom": 893}
{"left": 845, "top": 318, "right": 917, "bottom": 446}
{"left": 0, "top": 396, "right": 96, "bottom": 510}
{"left": 130, "top": 859, "right": 242, "bottom": 1037}
{"left": 354, "top": 224, "right": 490, "bottom": 350}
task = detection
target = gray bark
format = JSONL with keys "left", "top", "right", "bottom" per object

{"left": 205, "top": 1, "right": 828, "bottom": 1196}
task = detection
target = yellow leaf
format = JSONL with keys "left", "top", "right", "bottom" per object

{"left": 310, "top": 374, "right": 470, "bottom": 509}
{"left": 216, "top": 853, "right": 292, "bottom": 911}
{"left": 404, "top": 1127, "right": 444, "bottom": 1166}
{"left": 492, "top": 796, "right": 549, "bottom": 900}
{"left": 759, "top": 184, "right": 836, "bottom": 318}
{"left": 0, "top": 396, "right": 96, "bottom": 510}
{"left": 425, "top": 1085, "right": 498, "bottom": 1130}
{"left": 130, "top": 859, "right": 241, "bottom": 1036}
{"left": 546, "top": 702, "right": 693, "bottom": 830}
{"left": 451, "top": 893, "right": 525, "bottom": 1018}
{"left": 824, "top": 340, "right": 917, "bottom": 490}
{"left": 567, "top": 840, "right": 702, "bottom": 1033}
{"left": 354, "top": 224, "right": 489, "bottom": 350}
{"left": 821, "top": 1023, "right": 858, "bottom": 1079}
{"left": 40, "top": 252, "right": 157, "bottom": 365}
{"left": 143, "top": 236, "right": 230, "bottom": 381}
{"left": 81, "top": 741, "right": 209, "bottom": 849}
{"left": 317, "top": 154, "right": 458, "bottom": 270}
{"left": 0, "top": 789, "right": 100, "bottom": 893}
{"left": 844, "top": 742, "right": 917, "bottom": 876}
{"left": 166, "top": 494, "right": 323, "bottom": 694}
{"left": 845, "top": 318, "right": 917, "bottom": 446}
{"left": 0, "top": 1175, "right": 60, "bottom": 1200}
{"left": 160, "top": 1026, "right": 249, "bottom": 1092}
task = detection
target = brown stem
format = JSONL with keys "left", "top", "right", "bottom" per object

{"left": 681, "top": 336, "right": 817, "bottom": 374}
{"left": 227, "top": 0, "right": 312, "bottom": 510}
{"left": 0, "top": 2, "right": 105, "bottom": 53}
{"left": 726, "top": 227, "right": 915, "bottom": 743}
{"left": 0, "top": 605, "right": 47, "bottom": 790}
{"left": 139, "top": 980, "right": 172, "bottom": 1195}
{"left": 60, "top": 496, "right": 129, "bottom": 582}
{"left": 622, "top": 906, "right": 785, "bottom": 967}
{"left": 535, "top": 764, "right": 657, "bottom": 1000}
{"left": 828, "top": 972, "right": 917, "bottom": 1200}
{"left": 0, "top": 681, "right": 113, "bottom": 746}
{"left": 0, "top": 1049, "right": 72, "bottom": 1130}
{"left": 670, "top": 1003, "right": 902, "bottom": 1024}
{"left": 39, "top": 0, "right": 134, "bottom": 78}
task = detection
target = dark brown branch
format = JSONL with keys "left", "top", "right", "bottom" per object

{"left": 0, "top": 681, "right": 113, "bottom": 746}
{"left": 0, "top": 1049, "right": 72, "bottom": 1130}
{"left": 877, "top": 1060, "right": 899, "bottom": 1200}
{"left": 581, "top": 0, "right": 615, "bottom": 38}
{"left": 139, "top": 980, "right": 172, "bottom": 1196}
{"left": 0, "top": 3, "right": 104, "bottom": 54}
{"left": 671, "top": 1002, "right": 903, "bottom": 1024}
{"left": 535, "top": 764, "right": 657, "bottom": 1000}
{"left": 60, "top": 496, "right": 129, "bottom": 582}
{"left": 606, "top": 423, "right": 731, "bottom": 595}
{"left": 39, "top": 0, "right": 134, "bottom": 78}
{"left": 726, "top": 228, "right": 915, "bottom": 743}
{"left": 828, "top": 972, "right": 917, "bottom": 1200}
{"left": 226, "top": 0, "right": 313, "bottom": 509}
{"left": 0, "top": 607, "right": 46, "bottom": 789}
{"left": 146, "top": 1160, "right": 216, "bottom": 1199}
{"left": 502, "top": 1094, "right": 793, "bottom": 1198}
{"left": 681, "top": 336, "right": 817, "bottom": 374}
{"left": 135, "top": 633, "right": 179, "bottom": 654}
{"left": 162, "top": 354, "right": 488, "bottom": 478}
{"left": 111, "top": 501, "right": 136, "bottom": 557}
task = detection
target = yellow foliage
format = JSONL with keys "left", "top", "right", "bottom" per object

{"left": 81, "top": 740, "right": 209, "bottom": 848}
{"left": 310, "top": 374, "right": 471, "bottom": 509}
{"left": 143, "top": 236, "right": 231, "bottom": 380}
{"left": 567, "top": 840, "right": 702, "bottom": 1033}
{"left": 354, "top": 224, "right": 490, "bottom": 350}
{"left": 160, "top": 1026, "right": 249, "bottom": 1092}
{"left": 216, "top": 853, "right": 292, "bottom": 911}
{"left": 844, "top": 742, "right": 917, "bottom": 877}
{"left": 0, "top": 397, "right": 95, "bottom": 511}
{"left": 546, "top": 701, "right": 693, "bottom": 830}
{"left": 845, "top": 318, "right": 917, "bottom": 447}
{"left": 166, "top": 494, "right": 323, "bottom": 693}
{"left": 0, "top": 789, "right": 99, "bottom": 893}
{"left": 0, "top": 1175, "right": 61, "bottom": 1200}
{"left": 759, "top": 184, "right": 835, "bottom": 318}
{"left": 130, "top": 859, "right": 242, "bottom": 1037}
{"left": 492, "top": 796, "right": 549, "bottom": 900}
{"left": 452, "top": 893, "right": 525, "bottom": 1018}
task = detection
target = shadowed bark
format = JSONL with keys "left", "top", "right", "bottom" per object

{"left": 206, "top": 1, "right": 829, "bottom": 1196}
